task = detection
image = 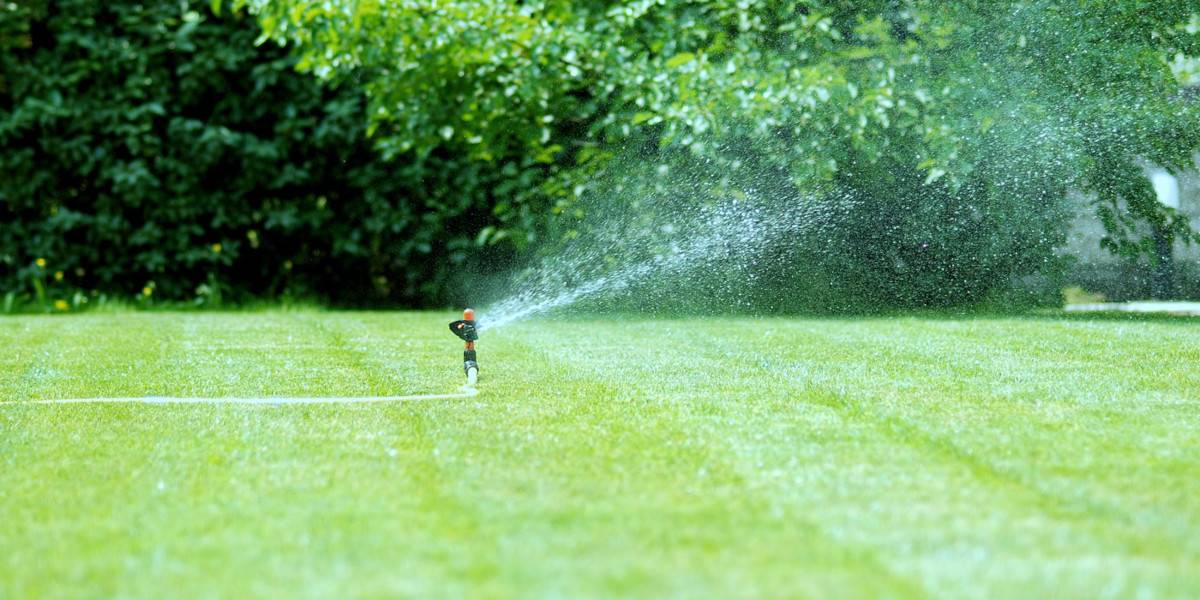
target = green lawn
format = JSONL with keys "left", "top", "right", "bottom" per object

{"left": 1, "top": 311, "right": 1198, "bottom": 598}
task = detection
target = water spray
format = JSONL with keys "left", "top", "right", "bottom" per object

{"left": 448, "top": 308, "right": 479, "bottom": 385}
{"left": 479, "top": 196, "right": 842, "bottom": 331}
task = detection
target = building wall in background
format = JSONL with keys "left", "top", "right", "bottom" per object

{"left": 1062, "top": 156, "right": 1200, "bottom": 300}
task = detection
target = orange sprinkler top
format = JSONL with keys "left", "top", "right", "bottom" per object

{"left": 463, "top": 309, "right": 475, "bottom": 350}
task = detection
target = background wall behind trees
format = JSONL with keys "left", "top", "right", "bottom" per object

{"left": 3, "top": 0, "right": 1199, "bottom": 310}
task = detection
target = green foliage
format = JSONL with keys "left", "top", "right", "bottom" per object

{"left": 0, "top": 0, "right": 498, "bottom": 308}
{"left": 4, "top": 0, "right": 1198, "bottom": 308}
{"left": 241, "top": 0, "right": 1200, "bottom": 307}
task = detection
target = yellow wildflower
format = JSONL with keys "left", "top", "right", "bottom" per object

{"left": 142, "top": 286, "right": 153, "bottom": 297}
{"left": 54, "top": 271, "right": 64, "bottom": 281}
{"left": 211, "top": 243, "right": 222, "bottom": 254}
{"left": 35, "top": 258, "right": 46, "bottom": 268}
{"left": 54, "top": 300, "right": 69, "bottom": 311}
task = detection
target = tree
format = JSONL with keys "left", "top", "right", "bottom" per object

{"left": 238, "top": 0, "right": 1200, "bottom": 306}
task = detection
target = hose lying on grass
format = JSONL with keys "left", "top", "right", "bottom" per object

{"left": 3, "top": 387, "right": 479, "bottom": 405}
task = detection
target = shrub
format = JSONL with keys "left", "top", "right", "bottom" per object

{"left": 0, "top": 0, "right": 495, "bottom": 308}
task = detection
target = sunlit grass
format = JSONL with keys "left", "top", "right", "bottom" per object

{"left": 1, "top": 311, "right": 1198, "bottom": 598}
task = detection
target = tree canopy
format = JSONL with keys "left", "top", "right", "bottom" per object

{"left": 4, "top": 0, "right": 1199, "bottom": 308}
{"left": 232, "top": 0, "right": 1200, "bottom": 305}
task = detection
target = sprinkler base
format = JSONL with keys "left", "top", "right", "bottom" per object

{"left": 464, "top": 350, "right": 478, "bottom": 382}
{"left": 452, "top": 308, "right": 479, "bottom": 386}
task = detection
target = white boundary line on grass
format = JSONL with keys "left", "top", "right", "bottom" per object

{"left": 5, "top": 386, "right": 479, "bottom": 406}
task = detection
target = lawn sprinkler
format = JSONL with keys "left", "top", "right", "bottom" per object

{"left": 448, "top": 308, "right": 479, "bottom": 385}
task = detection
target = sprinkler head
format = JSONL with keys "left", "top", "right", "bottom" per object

{"left": 450, "top": 308, "right": 479, "bottom": 384}
{"left": 449, "top": 317, "right": 478, "bottom": 342}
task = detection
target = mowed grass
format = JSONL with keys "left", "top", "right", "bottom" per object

{"left": 1, "top": 311, "right": 1198, "bottom": 598}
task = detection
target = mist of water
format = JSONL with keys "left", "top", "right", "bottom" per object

{"left": 480, "top": 185, "right": 853, "bottom": 330}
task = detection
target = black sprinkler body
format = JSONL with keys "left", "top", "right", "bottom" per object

{"left": 450, "top": 309, "right": 479, "bottom": 384}
{"left": 449, "top": 319, "right": 478, "bottom": 342}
